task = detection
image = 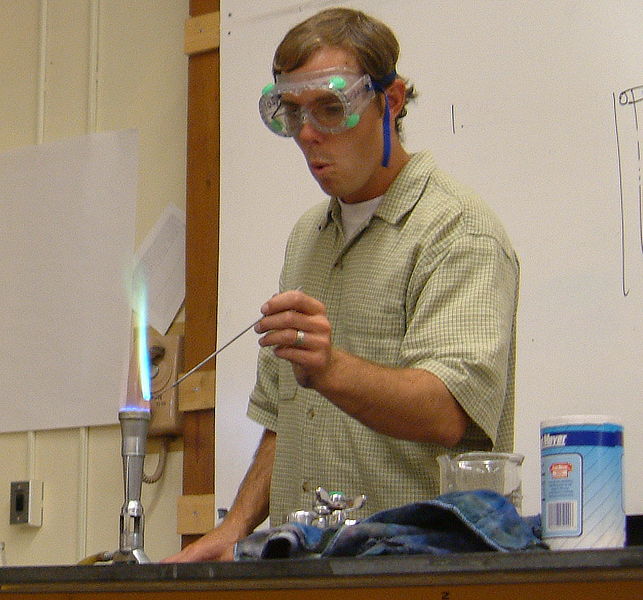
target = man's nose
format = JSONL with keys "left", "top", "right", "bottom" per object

{"left": 296, "top": 116, "right": 323, "bottom": 143}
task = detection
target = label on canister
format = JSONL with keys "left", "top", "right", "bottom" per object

{"left": 540, "top": 415, "right": 624, "bottom": 550}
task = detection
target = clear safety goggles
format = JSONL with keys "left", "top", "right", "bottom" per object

{"left": 259, "top": 68, "right": 376, "bottom": 137}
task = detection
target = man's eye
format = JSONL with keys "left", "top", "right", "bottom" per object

{"left": 313, "top": 101, "right": 344, "bottom": 122}
{"left": 278, "top": 103, "right": 301, "bottom": 127}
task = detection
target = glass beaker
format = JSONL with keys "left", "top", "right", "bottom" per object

{"left": 437, "top": 452, "right": 524, "bottom": 513}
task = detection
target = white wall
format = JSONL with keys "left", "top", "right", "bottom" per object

{"left": 0, "top": 0, "right": 188, "bottom": 565}
{"left": 216, "top": 0, "right": 643, "bottom": 518}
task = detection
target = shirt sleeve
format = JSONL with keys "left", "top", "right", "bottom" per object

{"left": 401, "top": 232, "right": 518, "bottom": 444}
{"left": 247, "top": 346, "right": 280, "bottom": 432}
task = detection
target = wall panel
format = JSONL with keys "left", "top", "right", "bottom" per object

{"left": 97, "top": 0, "right": 189, "bottom": 245}
{"left": 0, "top": 0, "right": 188, "bottom": 565}
{"left": 44, "top": 0, "right": 92, "bottom": 139}
{"left": 0, "top": 0, "right": 40, "bottom": 150}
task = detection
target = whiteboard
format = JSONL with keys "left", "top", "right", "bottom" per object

{"left": 216, "top": 0, "right": 643, "bottom": 517}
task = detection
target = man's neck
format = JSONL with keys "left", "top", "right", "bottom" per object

{"left": 342, "top": 144, "right": 410, "bottom": 204}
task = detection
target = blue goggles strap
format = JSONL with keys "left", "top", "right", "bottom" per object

{"left": 371, "top": 71, "right": 397, "bottom": 167}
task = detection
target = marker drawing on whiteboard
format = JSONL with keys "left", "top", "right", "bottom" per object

{"left": 619, "top": 85, "right": 643, "bottom": 106}
{"left": 450, "top": 104, "right": 466, "bottom": 134}
{"left": 613, "top": 84, "right": 643, "bottom": 297}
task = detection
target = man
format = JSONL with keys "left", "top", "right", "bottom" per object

{"left": 166, "top": 7, "right": 518, "bottom": 562}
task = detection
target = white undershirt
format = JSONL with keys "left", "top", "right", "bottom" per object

{"left": 339, "top": 195, "right": 383, "bottom": 241}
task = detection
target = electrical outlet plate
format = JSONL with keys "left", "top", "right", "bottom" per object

{"left": 10, "top": 480, "right": 43, "bottom": 527}
{"left": 147, "top": 328, "right": 184, "bottom": 437}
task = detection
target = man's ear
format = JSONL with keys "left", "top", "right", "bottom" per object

{"left": 385, "top": 78, "right": 407, "bottom": 120}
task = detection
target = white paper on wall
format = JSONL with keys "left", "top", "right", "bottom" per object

{"left": 132, "top": 203, "right": 186, "bottom": 335}
{"left": 0, "top": 130, "right": 138, "bottom": 432}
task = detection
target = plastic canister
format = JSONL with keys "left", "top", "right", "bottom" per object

{"left": 540, "top": 415, "right": 625, "bottom": 549}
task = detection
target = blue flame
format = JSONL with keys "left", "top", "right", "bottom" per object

{"left": 136, "top": 283, "right": 152, "bottom": 403}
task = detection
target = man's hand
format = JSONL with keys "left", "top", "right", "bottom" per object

{"left": 255, "top": 288, "right": 334, "bottom": 388}
{"left": 161, "top": 523, "right": 238, "bottom": 563}
{"left": 162, "top": 430, "right": 275, "bottom": 563}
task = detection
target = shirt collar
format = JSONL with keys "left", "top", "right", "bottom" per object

{"left": 317, "top": 151, "right": 436, "bottom": 231}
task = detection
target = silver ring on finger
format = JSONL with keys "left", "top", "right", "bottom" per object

{"left": 294, "top": 329, "right": 305, "bottom": 346}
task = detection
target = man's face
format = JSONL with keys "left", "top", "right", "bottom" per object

{"left": 286, "top": 47, "right": 386, "bottom": 203}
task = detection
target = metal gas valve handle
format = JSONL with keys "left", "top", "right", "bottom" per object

{"left": 288, "top": 487, "right": 367, "bottom": 529}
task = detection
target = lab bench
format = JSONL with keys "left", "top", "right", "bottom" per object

{"left": 0, "top": 546, "right": 641, "bottom": 599}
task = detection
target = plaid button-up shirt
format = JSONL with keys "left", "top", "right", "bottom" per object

{"left": 248, "top": 151, "right": 519, "bottom": 525}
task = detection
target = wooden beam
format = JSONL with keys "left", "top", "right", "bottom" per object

{"left": 177, "top": 494, "right": 216, "bottom": 534}
{"left": 182, "top": 0, "right": 220, "bottom": 548}
{"left": 184, "top": 12, "right": 220, "bottom": 55}
{"left": 179, "top": 369, "right": 216, "bottom": 412}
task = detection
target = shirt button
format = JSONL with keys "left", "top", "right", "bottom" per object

{"left": 302, "top": 481, "right": 311, "bottom": 493}
{"left": 306, "top": 407, "right": 315, "bottom": 420}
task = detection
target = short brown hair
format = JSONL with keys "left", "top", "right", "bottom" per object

{"left": 273, "top": 8, "right": 416, "bottom": 134}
